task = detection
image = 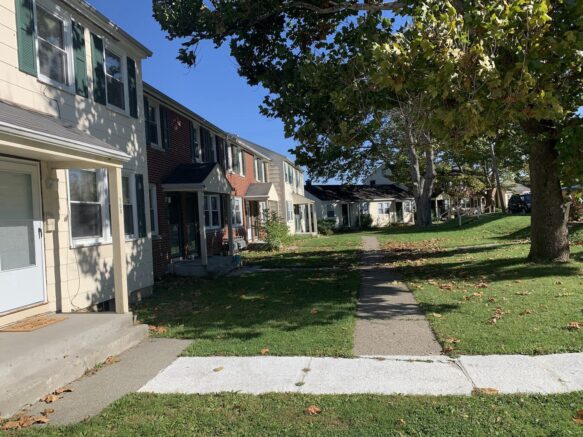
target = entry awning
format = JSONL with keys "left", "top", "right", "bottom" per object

{"left": 0, "top": 100, "right": 130, "bottom": 166}
{"left": 292, "top": 193, "right": 314, "bottom": 205}
{"left": 162, "top": 163, "right": 233, "bottom": 195}
{"left": 245, "top": 182, "right": 279, "bottom": 202}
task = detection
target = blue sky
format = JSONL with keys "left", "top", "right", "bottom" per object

{"left": 87, "top": 0, "right": 297, "bottom": 160}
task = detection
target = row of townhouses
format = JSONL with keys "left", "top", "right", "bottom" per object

{"left": 0, "top": 0, "right": 316, "bottom": 328}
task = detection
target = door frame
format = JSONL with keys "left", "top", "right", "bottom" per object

{"left": 0, "top": 156, "right": 46, "bottom": 316}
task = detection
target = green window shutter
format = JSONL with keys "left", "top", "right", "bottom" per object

{"left": 127, "top": 57, "right": 138, "bottom": 118}
{"left": 72, "top": 21, "right": 88, "bottom": 97}
{"left": 135, "top": 174, "right": 147, "bottom": 238}
{"left": 143, "top": 97, "right": 151, "bottom": 145}
{"left": 160, "top": 106, "right": 169, "bottom": 150}
{"left": 15, "top": 0, "right": 37, "bottom": 76}
{"left": 91, "top": 33, "right": 106, "bottom": 105}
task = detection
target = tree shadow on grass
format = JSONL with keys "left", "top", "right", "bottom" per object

{"left": 244, "top": 249, "right": 362, "bottom": 268}
{"left": 132, "top": 272, "right": 358, "bottom": 348}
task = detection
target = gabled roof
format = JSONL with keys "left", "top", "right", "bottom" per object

{"left": 0, "top": 99, "right": 129, "bottom": 161}
{"left": 239, "top": 138, "right": 299, "bottom": 168}
{"left": 229, "top": 136, "right": 272, "bottom": 161}
{"left": 162, "top": 163, "right": 233, "bottom": 194}
{"left": 305, "top": 184, "right": 413, "bottom": 202}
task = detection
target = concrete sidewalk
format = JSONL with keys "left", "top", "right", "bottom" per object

{"left": 139, "top": 353, "right": 583, "bottom": 396}
{"left": 353, "top": 236, "right": 442, "bottom": 356}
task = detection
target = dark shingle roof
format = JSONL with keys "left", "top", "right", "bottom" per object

{"left": 0, "top": 99, "right": 128, "bottom": 159}
{"left": 162, "top": 163, "right": 216, "bottom": 185}
{"left": 305, "top": 184, "right": 413, "bottom": 202}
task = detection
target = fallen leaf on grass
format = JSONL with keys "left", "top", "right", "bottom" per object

{"left": 520, "top": 309, "right": 534, "bottom": 316}
{"left": 431, "top": 313, "right": 443, "bottom": 318}
{"left": 2, "top": 412, "right": 52, "bottom": 430}
{"left": 488, "top": 297, "right": 497, "bottom": 303}
{"left": 446, "top": 337, "right": 461, "bottom": 344}
{"left": 515, "top": 291, "right": 530, "bottom": 296}
{"left": 574, "top": 410, "right": 583, "bottom": 425}
{"left": 473, "top": 387, "right": 499, "bottom": 395}
{"left": 566, "top": 322, "right": 583, "bottom": 331}
{"left": 260, "top": 348, "right": 270, "bottom": 356}
{"left": 443, "top": 346, "right": 454, "bottom": 354}
{"left": 310, "top": 308, "right": 319, "bottom": 315}
{"left": 475, "top": 282, "right": 489, "bottom": 289}
{"left": 489, "top": 308, "right": 504, "bottom": 325}
{"left": 213, "top": 366, "right": 224, "bottom": 373}
{"left": 42, "top": 394, "right": 61, "bottom": 404}
{"left": 439, "top": 283, "right": 454, "bottom": 291}
{"left": 148, "top": 325, "right": 168, "bottom": 334}
{"left": 555, "top": 281, "right": 564, "bottom": 285}
{"left": 305, "top": 405, "right": 322, "bottom": 416}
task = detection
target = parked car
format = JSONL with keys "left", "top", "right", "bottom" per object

{"left": 508, "top": 194, "right": 532, "bottom": 214}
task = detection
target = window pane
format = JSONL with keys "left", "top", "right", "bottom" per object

{"left": 107, "top": 76, "right": 125, "bottom": 109}
{"left": 212, "top": 211, "right": 219, "bottom": 227}
{"left": 0, "top": 221, "right": 35, "bottom": 271}
{"left": 0, "top": 171, "right": 33, "bottom": 220}
{"left": 69, "top": 170, "right": 98, "bottom": 202}
{"left": 38, "top": 40, "right": 67, "bottom": 84}
{"left": 105, "top": 50, "right": 122, "bottom": 80}
{"left": 71, "top": 204, "right": 102, "bottom": 238}
{"left": 211, "top": 196, "right": 218, "bottom": 210}
{"left": 122, "top": 176, "right": 131, "bottom": 204}
{"left": 204, "top": 211, "right": 210, "bottom": 227}
{"left": 37, "top": 7, "right": 64, "bottom": 48}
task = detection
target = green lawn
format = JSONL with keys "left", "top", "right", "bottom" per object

{"left": 134, "top": 271, "right": 359, "bottom": 357}
{"left": 379, "top": 216, "right": 583, "bottom": 355}
{"left": 375, "top": 213, "right": 532, "bottom": 248}
{"left": 242, "top": 233, "right": 362, "bottom": 268}
{"left": 16, "top": 392, "right": 583, "bottom": 436}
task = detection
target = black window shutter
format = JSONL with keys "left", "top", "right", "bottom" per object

{"left": 189, "top": 121, "right": 198, "bottom": 162}
{"left": 15, "top": 0, "right": 37, "bottom": 76}
{"left": 91, "top": 33, "right": 106, "bottom": 105}
{"left": 127, "top": 57, "right": 138, "bottom": 118}
{"left": 160, "top": 106, "right": 169, "bottom": 150}
{"left": 72, "top": 21, "right": 88, "bottom": 97}
{"left": 135, "top": 174, "right": 147, "bottom": 238}
{"left": 143, "top": 97, "right": 151, "bottom": 145}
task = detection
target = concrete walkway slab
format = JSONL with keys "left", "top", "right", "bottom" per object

{"left": 353, "top": 236, "right": 442, "bottom": 356}
{"left": 535, "top": 353, "right": 583, "bottom": 392}
{"left": 458, "top": 355, "right": 572, "bottom": 394}
{"left": 300, "top": 357, "right": 472, "bottom": 395}
{"left": 24, "top": 338, "right": 191, "bottom": 425}
{"left": 139, "top": 357, "right": 312, "bottom": 395}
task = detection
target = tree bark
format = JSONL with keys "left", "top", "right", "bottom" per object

{"left": 527, "top": 138, "right": 570, "bottom": 263}
{"left": 490, "top": 142, "right": 506, "bottom": 214}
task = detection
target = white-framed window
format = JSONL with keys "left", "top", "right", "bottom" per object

{"left": 146, "top": 98, "right": 160, "bottom": 146}
{"left": 200, "top": 127, "right": 215, "bottom": 163}
{"left": 121, "top": 174, "right": 138, "bottom": 240}
{"left": 377, "top": 201, "right": 391, "bottom": 215}
{"left": 286, "top": 201, "right": 294, "bottom": 222}
{"left": 360, "top": 202, "right": 370, "bottom": 214}
{"left": 68, "top": 168, "right": 110, "bottom": 245}
{"left": 295, "top": 170, "right": 302, "bottom": 192}
{"left": 149, "top": 183, "right": 158, "bottom": 236}
{"left": 34, "top": 0, "right": 73, "bottom": 90}
{"left": 326, "top": 204, "right": 336, "bottom": 218}
{"left": 404, "top": 201, "right": 412, "bottom": 213}
{"left": 231, "top": 196, "right": 243, "bottom": 227}
{"left": 284, "top": 162, "right": 294, "bottom": 185}
{"left": 254, "top": 157, "right": 266, "bottom": 182}
{"left": 204, "top": 195, "right": 221, "bottom": 228}
{"left": 229, "top": 145, "right": 245, "bottom": 175}
{"left": 104, "top": 47, "right": 126, "bottom": 111}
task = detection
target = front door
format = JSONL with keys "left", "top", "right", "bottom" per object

{"left": 0, "top": 159, "right": 45, "bottom": 315}
{"left": 167, "top": 194, "right": 183, "bottom": 259}
{"left": 341, "top": 204, "right": 349, "bottom": 227}
{"left": 184, "top": 194, "right": 199, "bottom": 258}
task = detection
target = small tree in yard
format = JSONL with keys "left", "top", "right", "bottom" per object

{"left": 263, "top": 212, "right": 290, "bottom": 251}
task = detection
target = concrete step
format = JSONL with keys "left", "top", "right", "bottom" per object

{"left": 0, "top": 313, "right": 148, "bottom": 418}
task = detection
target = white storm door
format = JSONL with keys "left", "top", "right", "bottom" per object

{"left": 0, "top": 159, "right": 46, "bottom": 314}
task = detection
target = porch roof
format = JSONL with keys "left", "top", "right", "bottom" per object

{"left": 0, "top": 100, "right": 130, "bottom": 164}
{"left": 292, "top": 192, "right": 315, "bottom": 205}
{"left": 161, "top": 163, "right": 233, "bottom": 194}
{"left": 245, "top": 182, "right": 279, "bottom": 201}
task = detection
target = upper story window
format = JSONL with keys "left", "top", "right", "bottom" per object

{"left": 35, "top": 2, "right": 72, "bottom": 89}
{"left": 105, "top": 48, "right": 125, "bottom": 110}
{"left": 145, "top": 98, "right": 160, "bottom": 146}
{"left": 200, "top": 127, "right": 215, "bottom": 163}
{"left": 228, "top": 144, "right": 245, "bottom": 175}
{"left": 254, "top": 158, "right": 267, "bottom": 182}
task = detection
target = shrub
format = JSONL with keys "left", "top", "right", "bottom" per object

{"left": 263, "top": 212, "right": 290, "bottom": 251}
{"left": 359, "top": 214, "right": 373, "bottom": 230}
{"left": 318, "top": 219, "right": 336, "bottom": 236}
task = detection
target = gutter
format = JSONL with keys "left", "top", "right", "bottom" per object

{"left": 0, "top": 122, "right": 130, "bottom": 162}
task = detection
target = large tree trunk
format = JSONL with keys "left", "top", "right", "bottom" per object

{"left": 528, "top": 138, "right": 570, "bottom": 263}
{"left": 490, "top": 142, "right": 506, "bottom": 214}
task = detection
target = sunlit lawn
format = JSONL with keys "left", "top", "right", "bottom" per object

{"left": 134, "top": 271, "right": 359, "bottom": 357}
{"left": 380, "top": 216, "right": 583, "bottom": 355}
{"left": 242, "top": 233, "right": 363, "bottom": 268}
{"left": 18, "top": 392, "right": 583, "bottom": 436}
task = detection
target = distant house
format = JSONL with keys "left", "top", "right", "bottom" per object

{"left": 305, "top": 183, "right": 415, "bottom": 228}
